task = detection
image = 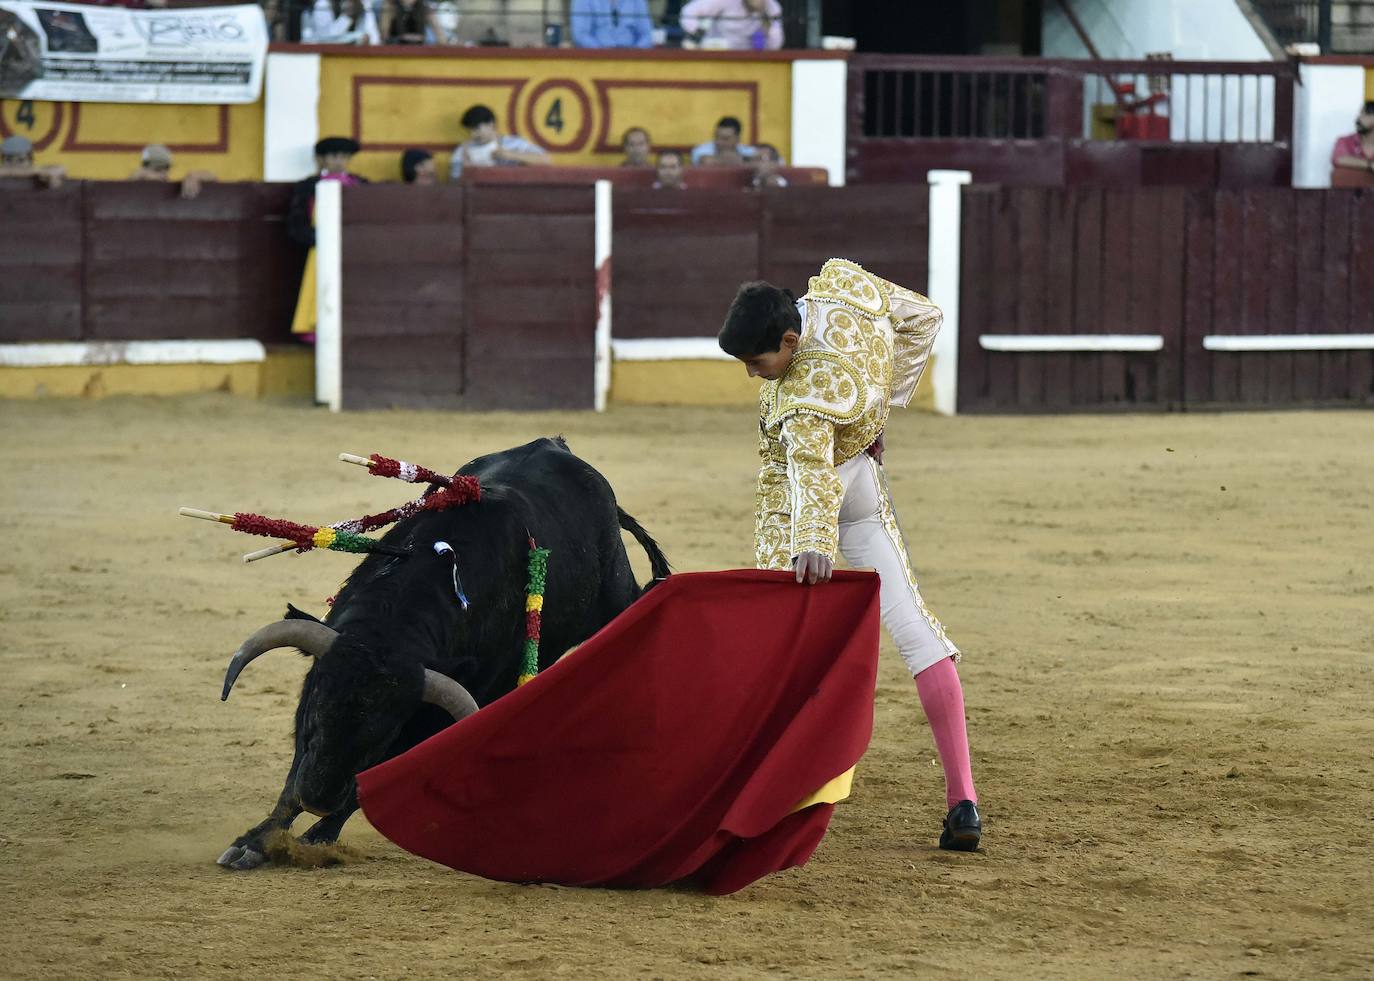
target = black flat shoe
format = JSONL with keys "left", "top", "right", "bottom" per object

{"left": 939, "top": 800, "right": 981, "bottom": 852}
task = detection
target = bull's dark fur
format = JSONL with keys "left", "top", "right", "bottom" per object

{"left": 218, "top": 437, "right": 670, "bottom": 869}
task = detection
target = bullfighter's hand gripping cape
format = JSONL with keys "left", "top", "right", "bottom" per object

{"left": 755, "top": 258, "right": 942, "bottom": 569}
{"left": 356, "top": 569, "right": 882, "bottom": 894}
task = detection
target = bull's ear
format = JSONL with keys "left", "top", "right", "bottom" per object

{"left": 284, "top": 603, "right": 325, "bottom": 624}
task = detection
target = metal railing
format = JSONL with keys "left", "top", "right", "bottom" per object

{"left": 1081, "top": 66, "right": 1280, "bottom": 143}
{"left": 851, "top": 56, "right": 1295, "bottom": 146}
{"left": 265, "top": 0, "right": 818, "bottom": 48}
{"left": 861, "top": 66, "right": 1048, "bottom": 139}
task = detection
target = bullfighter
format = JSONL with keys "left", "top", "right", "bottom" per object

{"left": 717, "top": 258, "right": 982, "bottom": 851}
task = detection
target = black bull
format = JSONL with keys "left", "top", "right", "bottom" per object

{"left": 215, "top": 437, "right": 671, "bottom": 870}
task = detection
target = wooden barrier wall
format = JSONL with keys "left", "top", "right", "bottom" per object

{"left": 7, "top": 181, "right": 1371, "bottom": 412}
{"left": 339, "top": 185, "right": 466, "bottom": 409}
{"left": 0, "top": 180, "right": 301, "bottom": 344}
{"left": 339, "top": 185, "right": 594, "bottom": 410}
{"left": 340, "top": 183, "right": 931, "bottom": 409}
{"left": 958, "top": 186, "right": 1374, "bottom": 412}
{"left": 1183, "top": 189, "right": 1374, "bottom": 407}
{"left": 613, "top": 185, "right": 930, "bottom": 339}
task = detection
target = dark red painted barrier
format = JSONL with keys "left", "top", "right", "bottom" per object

{"left": 0, "top": 180, "right": 301, "bottom": 345}
{"left": 340, "top": 185, "right": 466, "bottom": 410}
{"left": 612, "top": 184, "right": 930, "bottom": 341}
{"left": 1182, "top": 189, "right": 1374, "bottom": 407}
{"left": 958, "top": 186, "right": 1374, "bottom": 411}
{"left": 7, "top": 181, "right": 1369, "bottom": 412}
{"left": 339, "top": 184, "right": 595, "bottom": 410}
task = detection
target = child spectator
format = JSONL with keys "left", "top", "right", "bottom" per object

{"left": 653, "top": 149, "right": 687, "bottom": 189}
{"left": 447, "top": 104, "right": 549, "bottom": 181}
{"left": 750, "top": 143, "right": 787, "bottom": 189}
{"left": 401, "top": 148, "right": 438, "bottom": 184}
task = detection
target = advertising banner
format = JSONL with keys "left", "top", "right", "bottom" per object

{"left": 0, "top": 1, "right": 267, "bottom": 103}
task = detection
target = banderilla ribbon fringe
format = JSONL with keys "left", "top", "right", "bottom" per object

{"left": 229, "top": 512, "right": 409, "bottom": 557}
{"left": 518, "top": 541, "right": 550, "bottom": 686}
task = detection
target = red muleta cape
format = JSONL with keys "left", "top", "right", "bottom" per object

{"left": 356, "top": 569, "right": 880, "bottom": 894}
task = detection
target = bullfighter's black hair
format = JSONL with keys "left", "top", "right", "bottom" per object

{"left": 717, "top": 281, "right": 800, "bottom": 359}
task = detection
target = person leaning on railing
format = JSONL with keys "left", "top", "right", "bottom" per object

{"left": 0, "top": 135, "right": 65, "bottom": 189}
{"left": 1331, "top": 101, "right": 1374, "bottom": 177}
{"left": 128, "top": 143, "right": 218, "bottom": 200}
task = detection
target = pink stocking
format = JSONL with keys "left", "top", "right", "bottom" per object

{"left": 914, "top": 657, "right": 978, "bottom": 810}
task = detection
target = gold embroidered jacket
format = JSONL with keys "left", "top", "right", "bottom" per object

{"left": 754, "top": 258, "right": 942, "bottom": 569}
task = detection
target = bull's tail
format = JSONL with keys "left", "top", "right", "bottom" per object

{"left": 618, "top": 506, "right": 672, "bottom": 581}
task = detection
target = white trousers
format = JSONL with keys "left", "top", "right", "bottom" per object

{"left": 836, "top": 453, "right": 959, "bottom": 676}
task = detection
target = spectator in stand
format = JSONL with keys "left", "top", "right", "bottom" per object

{"left": 261, "top": 0, "right": 287, "bottom": 41}
{"left": 288, "top": 137, "right": 369, "bottom": 339}
{"left": 401, "top": 148, "right": 438, "bottom": 184}
{"left": 750, "top": 142, "right": 787, "bottom": 189}
{"left": 653, "top": 149, "right": 687, "bottom": 190}
{"left": 380, "top": 0, "right": 449, "bottom": 44}
{"left": 448, "top": 104, "right": 549, "bottom": 181}
{"left": 620, "top": 126, "right": 653, "bottom": 167}
{"left": 127, "top": 143, "right": 217, "bottom": 199}
{"left": 300, "top": 0, "right": 381, "bottom": 43}
{"left": 680, "top": 0, "right": 782, "bottom": 51}
{"left": 571, "top": 0, "right": 653, "bottom": 48}
{"left": 0, "top": 134, "right": 65, "bottom": 188}
{"left": 690, "top": 115, "right": 755, "bottom": 166}
{"left": 1332, "top": 101, "right": 1374, "bottom": 177}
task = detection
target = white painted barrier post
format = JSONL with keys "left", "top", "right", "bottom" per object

{"left": 313, "top": 180, "right": 342, "bottom": 412}
{"left": 926, "top": 169, "right": 971, "bottom": 416}
{"left": 594, "top": 179, "right": 612, "bottom": 412}
{"left": 790, "top": 59, "right": 848, "bottom": 186}
{"left": 262, "top": 53, "right": 321, "bottom": 182}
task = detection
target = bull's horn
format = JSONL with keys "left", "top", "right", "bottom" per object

{"left": 221, "top": 620, "right": 341, "bottom": 701}
{"left": 421, "top": 669, "right": 479, "bottom": 722}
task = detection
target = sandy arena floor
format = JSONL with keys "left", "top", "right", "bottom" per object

{"left": 1, "top": 395, "right": 1371, "bottom": 979}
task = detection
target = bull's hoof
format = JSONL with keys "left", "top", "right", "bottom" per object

{"left": 216, "top": 845, "right": 267, "bottom": 870}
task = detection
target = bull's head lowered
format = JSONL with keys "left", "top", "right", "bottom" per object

{"left": 221, "top": 613, "right": 478, "bottom": 817}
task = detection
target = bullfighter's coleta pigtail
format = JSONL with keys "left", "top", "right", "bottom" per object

{"left": 519, "top": 539, "right": 550, "bottom": 686}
